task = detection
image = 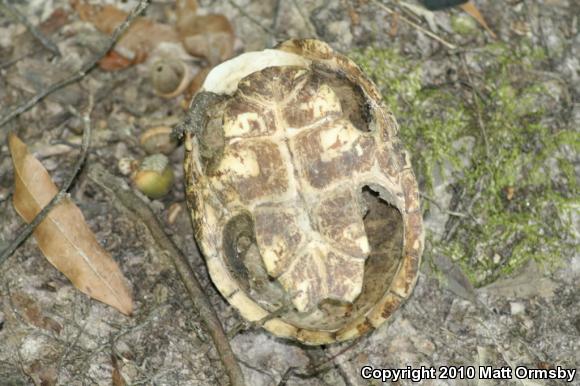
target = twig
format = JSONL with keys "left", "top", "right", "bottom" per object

{"left": 0, "top": 97, "right": 94, "bottom": 265}
{"left": 326, "top": 343, "right": 366, "bottom": 386}
{"left": 460, "top": 54, "right": 490, "bottom": 157}
{"left": 277, "top": 367, "right": 296, "bottom": 386}
{"left": 237, "top": 358, "right": 277, "bottom": 382}
{"left": 227, "top": 302, "right": 292, "bottom": 339}
{"left": 86, "top": 164, "right": 246, "bottom": 386}
{"left": 0, "top": 0, "right": 151, "bottom": 130}
{"left": 270, "top": 0, "right": 282, "bottom": 45}
{"left": 420, "top": 192, "right": 469, "bottom": 218}
{"left": 0, "top": 0, "right": 61, "bottom": 56}
{"left": 443, "top": 178, "right": 484, "bottom": 242}
{"left": 279, "top": 339, "right": 363, "bottom": 384}
{"left": 370, "top": 0, "right": 456, "bottom": 50}
{"left": 289, "top": 0, "right": 319, "bottom": 38}
{"left": 225, "top": 0, "right": 275, "bottom": 35}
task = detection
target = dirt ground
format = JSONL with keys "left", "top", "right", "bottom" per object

{"left": 0, "top": 0, "right": 578, "bottom": 385}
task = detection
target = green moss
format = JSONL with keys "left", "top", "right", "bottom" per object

{"left": 351, "top": 42, "right": 578, "bottom": 286}
{"left": 451, "top": 14, "right": 479, "bottom": 36}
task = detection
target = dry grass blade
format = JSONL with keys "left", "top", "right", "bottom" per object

{"left": 460, "top": 1, "right": 497, "bottom": 39}
{"left": 9, "top": 134, "right": 133, "bottom": 315}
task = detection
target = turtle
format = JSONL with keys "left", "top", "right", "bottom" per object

{"left": 182, "top": 39, "right": 424, "bottom": 345}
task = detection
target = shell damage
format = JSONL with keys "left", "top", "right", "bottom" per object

{"left": 184, "top": 39, "right": 424, "bottom": 344}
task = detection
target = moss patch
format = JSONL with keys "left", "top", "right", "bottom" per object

{"left": 352, "top": 42, "right": 578, "bottom": 286}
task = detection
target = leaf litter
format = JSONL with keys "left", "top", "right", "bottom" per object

{"left": 0, "top": 0, "right": 579, "bottom": 385}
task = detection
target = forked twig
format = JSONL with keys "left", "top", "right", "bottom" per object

{"left": 226, "top": 0, "right": 275, "bottom": 35}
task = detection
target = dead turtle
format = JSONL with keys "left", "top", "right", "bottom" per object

{"left": 182, "top": 39, "right": 423, "bottom": 345}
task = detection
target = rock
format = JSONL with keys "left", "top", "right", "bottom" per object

{"left": 479, "top": 261, "right": 557, "bottom": 300}
{"left": 509, "top": 302, "right": 525, "bottom": 315}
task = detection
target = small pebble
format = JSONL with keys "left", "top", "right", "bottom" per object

{"left": 510, "top": 302, "right": 525, "bottom": 315}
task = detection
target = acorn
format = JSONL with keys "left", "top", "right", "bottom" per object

{"left": 132, "top": 154, "right": 174, "bottom": 199}
{"left": 150, "top": 58, "right": 192, "bottom": 98}
{"left": 139, "top": 126, "right": 178, "bottom": 155}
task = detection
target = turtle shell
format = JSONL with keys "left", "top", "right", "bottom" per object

{"left": 184, "top": 39, "right": 423, "bottom": 345}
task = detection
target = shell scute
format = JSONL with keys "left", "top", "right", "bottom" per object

{"left": 277, "top": 245, "right": 365, "bottom": 313}
{"left": 283, "top": 75, "right": 342, "bottom": 128}
{"left": 223, "top": 98, "right": 277, "bottom": 138}
{"left": 253, "top": 204, "right": 307, "bottom": 277}
{"left": 209, "top": 139, "right": 289, "bottom": 204}
{"left": 238, "top": 66, "right": 309, "bottom": 103}
{"left": 314, "top": 188, "right": 369, "bottom": 259}
{"left": 377, "top": 144, "right": 403, "bottom": 181}
{"left": 290, "top": 120, "right": 376, "bottom": 190}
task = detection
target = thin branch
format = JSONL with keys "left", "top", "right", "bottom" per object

{"left": 289, "top": 0, "right": 319, "bottom": 38}
{"left": 443, "top": 177, "right": 484, "bottom": 242}
{"left": 0, "top": 97, "right": 94, "bottom": 265}
{"left": 420, "top": 192, "right": 469, "bottom": 218}
{"left": 87, "top": 164, "right": 246, "bottom": 386}
{"left": 370, "top": 0, "right": 457, "bottom": 50}
{"left": 279, "top": 339, "right": 363, "bottom": 384}
{"left": 0, "top": 0, "right": 61, "bottom": 56}
{"left": 271, "top": 0, "right": 282, "bottom": 32}
{"left": 0, "top": 0, "right": 151, "bottom": 130}
{"left": 270, "top": 0, "right": 282, "bottom": 45}
{"left": 460, "top": 54, "right": 490, "bottom": 157}
{"left": 227, "top": 301, "right": 292, "bottom": 340}
{"left": 225, "top": 0, "right": 275, "bottom": 35}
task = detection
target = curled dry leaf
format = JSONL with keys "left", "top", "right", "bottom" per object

{"left": 186, "top": 66, "right": 211, "bottom": 98}
{"left": 9, "top": 134, "right": 133, "bottom": 315}
{"left": 150, "top": 58, "right": 192, "bottom": 99}
{"left": 99, "top": 50, "right": 135, "bottom": 72}
{"left": 139, "top": 126, "right": 178, "bottom": 155}
{"left": 72, "top": 0, "right": 234, "bottom": 69}
{"left": 177, "top": 13, "right": 235, "bottom": 65}
{"left": 71, "top": 0, "right": 179, "bottom": 69}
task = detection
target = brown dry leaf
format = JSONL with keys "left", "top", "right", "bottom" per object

{"left": 38, "top": 8, "right": 70, "bottom": 35}
{"left": 176, "top": 0, "right": 198, "bottom": 15}
{"left": 11, "top": 291, "right": 62, "bottom": 334}
{"left": 99, "top": 50, "right": 137, "bottom": 72}
{"left": 9, "top": 134, "right": 133, "bottom": 315}
{"left": 186, "top": 66, "right": 211, "bottom": 100}
{"left": 71, "top": 0, "right": 179, "bottom": 69}
{"left": 177, "top": 12, "right": 235, "bottom": 65}
{"left": 111, "top": 355, "right": 126, "bottom": 386}
{"left": 460, "top": 1, "right": 497, "bottom": 39}
{"left": 29, "top": 361, "right": 58, "bottom": 386}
